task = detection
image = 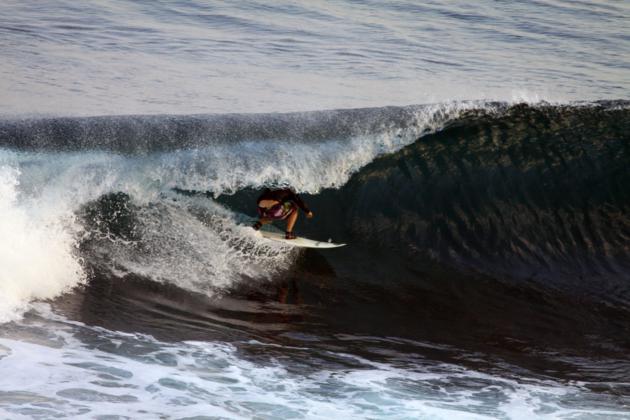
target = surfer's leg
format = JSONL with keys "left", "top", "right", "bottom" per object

{"left": 285, "top": 209, "right": 298, "bottom": 239}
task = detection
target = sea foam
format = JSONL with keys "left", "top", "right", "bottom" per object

{"left": 0, "top": 165, "right": 84, "bottom": 322}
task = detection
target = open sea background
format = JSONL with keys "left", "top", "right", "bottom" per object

{"left": 0, "top": 1, "right": 629, "bottom": 418}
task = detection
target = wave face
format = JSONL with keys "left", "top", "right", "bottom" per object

{"left": 338, "top": 103, "right": 630, "bottom": 291}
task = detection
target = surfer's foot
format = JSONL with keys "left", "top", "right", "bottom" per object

{"left": 252, "top": 221, "right": 262, "bottom": 230}
{"left": 285, "top": 231, "right": 296, "bottom": 240}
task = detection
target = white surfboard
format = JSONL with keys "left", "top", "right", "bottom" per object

{"left": 258, "top": 230, "right": 346, "bottom": 248}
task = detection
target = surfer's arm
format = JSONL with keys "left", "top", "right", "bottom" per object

{"left": 286, "top": 190, "right": 311, "bottom": 215}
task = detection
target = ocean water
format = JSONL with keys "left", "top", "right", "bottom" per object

{"left": 1, "top": 1, "right": 629, "bottom": 419}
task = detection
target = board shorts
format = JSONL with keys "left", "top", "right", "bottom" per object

{"left": 258, "top": 201, "right": 296, "bottom": 220}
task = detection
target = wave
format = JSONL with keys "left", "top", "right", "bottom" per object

{"left": 0, "top": 100, "right": 629, "bottom": 322}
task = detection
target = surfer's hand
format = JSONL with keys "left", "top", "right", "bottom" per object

{"left": 306, "top": 211, "right": 314, "bottom": 219}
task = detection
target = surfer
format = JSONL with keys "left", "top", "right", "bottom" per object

{"left": 252, "top": 188, "right": 313, "bottom": 239}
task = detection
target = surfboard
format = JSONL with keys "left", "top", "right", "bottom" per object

{"left": 257, "top": 230, "right": 346, "bottom": 248}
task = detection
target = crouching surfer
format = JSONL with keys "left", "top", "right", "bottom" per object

{"left": 252, "top": 188, "right": 314, "bottom": 239}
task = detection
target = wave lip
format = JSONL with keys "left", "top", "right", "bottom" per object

{"left": 0, "top": 102, "right": 506, "bottom": 153}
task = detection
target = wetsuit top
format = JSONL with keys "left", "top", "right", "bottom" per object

{"left": 256, "top": 189, "right": 310, "bottom": 217}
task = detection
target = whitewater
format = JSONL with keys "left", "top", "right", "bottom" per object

{"left": 1, "top": 1, "right": 629, "bottom": 419}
